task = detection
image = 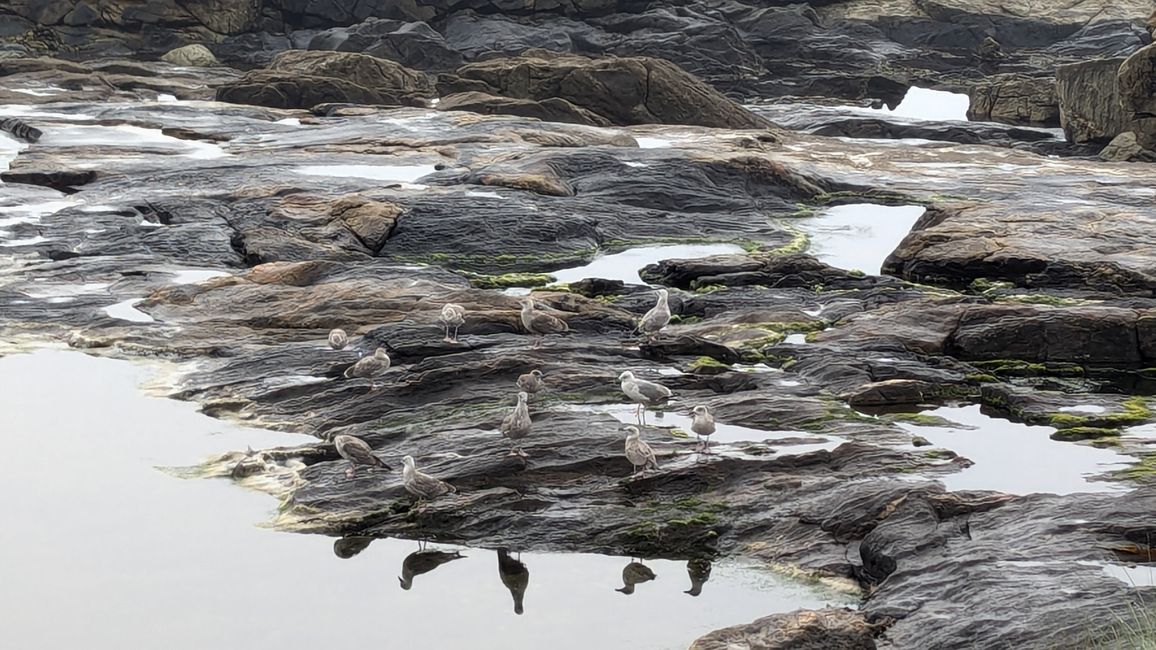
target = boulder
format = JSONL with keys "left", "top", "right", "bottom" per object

{"left": 1116, "top": 42, "right": 1156, "bottom": 150}
{"left": 967, "top": 74, "right": 1060, "bottom": 126}
{"left": 308, "top": 18, "right": 463, "bottom": 71}
{"left": 1099, "top": 131, "right": 1156, "bottom": 162}
{"left": 161, "top": 44, "right": 218, "bottom": 67}
{"left": 689, "top": 608, "right": 876, "bottom": 650}
{"left": 215, "top": 50, "right": 434, "bottom": 109}
{"left": 450, "top": 53, "right": 772, "bottom": 129}
{"left": 436, "top": 91, "right": 611, "bottom": 127}
{"left": 1056, "top": 57, "right": 1129, "bottom": 144}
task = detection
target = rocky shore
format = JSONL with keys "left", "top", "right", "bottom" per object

{"left": 2, "top": 2, "right": 1155, "bottom": 649}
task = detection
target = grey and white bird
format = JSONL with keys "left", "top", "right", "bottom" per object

{"left": 624, "top": 426, "right": 659, "bottom": 476}
{"left": 637, "top": 289, "right": 671, "bottom": 339}
{"left": 618, "top": 370, "right": 672, "bottom": 425}
{"left": 333, "top": 433, "right": 390, "bottom": 478}
{"left": 401, "top": 455, "right": 457, "bottom": 502}
{"left": 399, "top": 549, "right": 465, "bottom": 590}
{"left": 500, "top": 391, "right": 532, "bottom": 457}
{"left": 516, "top": 369, "right": 545, "bottom": 397}
{"left": 616, "top": 560, "right": 657, "bottom": 595}
{"left": 439, "top": 303, "right": 466, "bottom": 343}
{"left": 328, "top": 328, "right": 349, "bottom": 350}
{"left": 690, "top": 405, "right": 717, "bottom": 453}
{"left": 497, "top": 548, "right": 529, "bottom": 615}
{"left": 343, "top": 347, "right": 391, "bottom": 389}
{"left": 520, "top": 298, "right": 568, "bottom": 349}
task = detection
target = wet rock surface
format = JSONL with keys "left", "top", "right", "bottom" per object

{"left": 2, "top": 4, "right": 1156, "bottom": 647}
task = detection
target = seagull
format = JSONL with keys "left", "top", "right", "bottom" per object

{"left": 520, "top": 298, "right": 568, "bottom": 349}
{"left": 516, "top": 369, "right": 545, "bottom": 397}
{"left": 624, "top": 426, "right": 658, "bottom": 476}
{"left": 439, "top": 303, "right": 465, "bottom": 343}
{"left": 497, "top": 548, "right": 529, "bottom": 615}
{"left": 328, "top": 328, "right": 349, "bottom": 350}
{"left": 618, "top": 370, "right": 672, "bottom": 425}
{"left": 616, "top": 560, "right": 657, "bottom": 595}
{"left": 684, "top": 558, "right": 712, "bottom": 597}
{"left": 332, "top": 433, "right": 390, "bottom": 478}
{"left": 690, "top": 405, "right": 717, "bottom": 453}
{"left": 500, "top": 391, "right": 532, "bottom": 457}
{"left": 637, "top": 289, "right": 671, "bottom": 339}
{"left": 343, "top": 347, "right": 391, "bottom": 389}
{"left": 399, "top": 549, "right": 465, "bottom": 590}
{"left": 402, "top": 455, "right": 457, "bottom": 503}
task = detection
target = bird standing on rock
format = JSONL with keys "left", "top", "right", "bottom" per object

{"left": 520, "top": 298, "right": 568, "bottom": 349}
{"left": 516, "top": 369, "right": 545, "bottom": 397}
{"left": 402, "top": 455, "right": 457, "bottom": 503}
{"left": 690, "top": 405, "right": 717, "bottom": 453}
{"left": 439, "top": 303, "right": 465, "bottom": 343}
{"left": 332, "top": 433, "right": 390, "bottom": 478}
{"left": 637, "top": 289, "right": 671, "bottom": 339}
{"left": 624, "top": 426, "right": 658, "bottom": 476}
{"left": 500, "top": 391, "right": 532, "bottom": 457}
{"left": 399, "top": 549, "right": 465, "bottom": 590}
{"left": 343, "top": 347, "right": 391, "bottom": 389}
{"left": 618, "top": 370, "right": 672, "bottom": 425}
{"left": 497, "top": 549, "right": 529, "bottom": 615}
{"left": 328, "top": 328, "right": 348, "bottom": 350}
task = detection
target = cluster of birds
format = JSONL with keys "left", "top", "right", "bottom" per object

{"left": 335, "top": 538, "right": 713, "bottom": 614}
{"left": 320, "top": 288, "right": 720, "bottom": 503}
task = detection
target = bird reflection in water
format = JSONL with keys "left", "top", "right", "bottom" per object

{"left": 399, "top": 547, "right": 465, "bottom": 590}
{"left": 684, "top": 558, "right": 712, "bottom": 596}
{"left": 497, "top": 548, "right": 529, "bottom": 614}
{"left": 616, "top": 559, "right": 657, "bottom": 595}
{"left": 332, "top": 536, "right": 375, "bottom": 559}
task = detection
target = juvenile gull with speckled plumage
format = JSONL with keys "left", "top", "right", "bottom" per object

{"left": 402, "top": 455, "right": 457, "bottom": 502}
{"left": 332, "top": 433, "right": 390, "bottom": 478}
{"left": 343, "top": 347, "right": 390, "bottom": 389}
{"left": 516, "top": 369, "right": 545, "bottom": 397}
{"left": 624, "top": 425, "right": 658, "bottom": 475}
{"left": 636, "top": 289, "right": 671, "bottom": 339}
{"left": 328, "top": 328, "right": 348, "bottom": 350}
{"left": 520, "top": 299, "right": 568, "bottom": 348}
{"left": 691, "top": 405, "right": 716, "bottom": 453}
{"left": 439, "top": 303, "right": 465, "bottom": 343}
{"left": 500, "top": 391, "right": 532, "bottom": 457}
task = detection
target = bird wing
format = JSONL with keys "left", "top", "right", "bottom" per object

{"left": 531, "top": 311, "right": 569, "bottom": 334}
{"left": 412, "top": 472, "right": 454, "bottom": 498}
{"left": 337, "top": 437, "right": 386, "bottom": 467}
{"left": 635, "top": 379, "right": 672, "bottom": 402}
{"left": 638, "top": 306, "right": 669, "bottom": 333}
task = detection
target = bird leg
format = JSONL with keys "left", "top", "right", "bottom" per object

{"left": 532, "top": 336, "right": 542, "bottom": 349}
{"left": 452, "top": 324, "right": 460, "bottom": 343}
{"left": 443, "top": 323, "right": 451, "bottom": 343}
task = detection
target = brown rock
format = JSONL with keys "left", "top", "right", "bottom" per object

{"left": 1116, "top": 42, "right": 1156, "bottom": 150}
{"left": 452, "top": 53, "right": 771, "bottom": 129}
{"left": 966, "top": 75, "right": 1059, "bottom": 126}
{"left": 1099, "top": 132, "right": 1156, "bottom": 162}
{"left": 437, "top": 91, "right": 611, "bottom": 127}
{"left": 1057, "top": 57, "right": 1129, "bottom": 144}
{"left": 689, "top": 608, "right": 876, "bottom": 650}
{"left": 161, "top": 44, "right": 218, "bottom": 67}
{"left": 330, "top": 195, "right": 403, "bottom": 252}
{"left": 843, "top": 379, "right": 931, "bottom": 407}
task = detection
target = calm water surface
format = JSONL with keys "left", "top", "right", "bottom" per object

{"left": 0, "top": 350, "right": 845, "bottom": 650}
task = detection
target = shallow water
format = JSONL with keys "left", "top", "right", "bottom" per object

{"left": 0, "top": 350, "right": 847, "bottom": 649}
{"left": 103, "top": 298, "right": 156, "bottom": 323}
{"left": 894, "top": 405, "right": 1134, "bottom": 494}
{"left": 39, "top": 124, "right": 226, "bottom": 160}
{"left": 798, "top": 203, "right": 926, "bottom": 273}
{"left": 550, "top": 243, "right": 744, "bottom": 285}
{"left": 295, "top": 163, "right": 437, "bottom": 184}
{"left": 873, "top": 87, "right": 970, "bottom": 122}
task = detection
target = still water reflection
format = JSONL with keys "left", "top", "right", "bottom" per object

{"left": 0, "top": 350, "right": 847, "bottom": 650}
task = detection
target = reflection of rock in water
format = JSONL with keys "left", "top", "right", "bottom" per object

{"left": 399, "top": 549, "right": 465, "bottom": 590}
{"left": 685, "top": 558, "right": 712, "bottom": 597}
{"left": 333, "top": 536, "right": 374, "bottom": 559}
{"left": 616, "top": 560, "right": 657, "bottom": 595}
{"left": 497, "top": 548, "right": 529, "bottom": 615}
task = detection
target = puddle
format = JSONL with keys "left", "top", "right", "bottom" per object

{"left": 1058, "top": 405, "right": 1106, "bottom": 414}
{"left": 295, "top": 164, "right": 437, "bottom": 184}
{"left": 156, "top": 93, "right": 178, "bottom": 102}
{"left": 562, "top": 403, "right": 834, "bottom": 447}
{"left": 1, "top": 132, "right": 26, "bottom": 175}
{"left": 784, "top": 334, "right": 807, "bottom": 345}
{"left": 22, "top": 282, "right": 111, "bottom": 298}
{"left": 894, "top": 405, "right": 1134, "bottom": 494}
{"left": 0, "top": 235, "right": 48, "bottom": 247}
{"left": 1094, "top": 562, "right": 1156, "bottom": 588}
{"left": 0, "top": 199, "right": 81, "bottom": 229}
{"left": 40, "top": 125, "right": 226, "bottom": 160}
{"left": 873, "top": 87, "right": 970, "bottom": 122}
{"left": 466, "top": 190, "right": 506, "bottom": 199}
{"left": 549, "top": 244, "right": 743, "bottom": 285}
{"left": 0, "top": 350, "right": 847, "bottom": 649}
{"left": 275, "top": 117, "right": 301, "bottom": 126}
{"left": 163, "top": 268, "right": 231, "bottom": 284}
{"left": 11, "top": 87, "right": 64, "bottom": 97}
{"left": 502, "top": 287, "right": 533, "bottom": 296}
{"left": 103, "top": 298, "right": 156, "bottom": 323}
{"left": 636, "top": 137, "right": 672, "bottom": 149}
{"left": 797, "top": 204, "right": 926, "bottom": 274}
